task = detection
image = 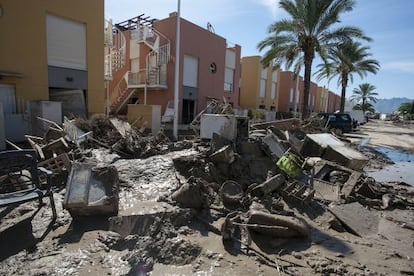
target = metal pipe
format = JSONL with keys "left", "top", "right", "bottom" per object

{"left": 173, "top": 0, "right": 181, "bottom": 140}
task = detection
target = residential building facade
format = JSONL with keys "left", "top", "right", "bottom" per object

{"left": 108, "top": 13, "right": 241, "bottom": 124}
{"left": 277, "top": 71, "right": 304, "bottom": 112}
{"left": 316, "top": 86, "right": 329, "bottom": 112}
{"left": 0, "top": 0, "right": 105, "bottom": 117}
{"left": 239, "top": 56, "right": 279, "bottom": 111}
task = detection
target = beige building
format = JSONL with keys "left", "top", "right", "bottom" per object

{"left": 239, "top": 56, "right": 279, "bottom": 111}
{"left": 0, "top": 0, "right": 104, "bottom": 127}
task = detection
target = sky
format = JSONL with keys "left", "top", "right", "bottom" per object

{"left": 105, "top": 0, "right": 414, "bottom": 100}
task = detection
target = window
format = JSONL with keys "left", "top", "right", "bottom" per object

{"left": 260, "top": 79, "right": 266, "bottom": 98}
{"left": 224, "top": 67, "right": 234, "bottom": 92}
{"left": 271, "top": 82, "right": 276, "bottom": 99}
{"left": 46, "top": 14, "right": 86, "bottom": 70}
{"left": 183, "top": 55, "right": 198, "bottom": 87}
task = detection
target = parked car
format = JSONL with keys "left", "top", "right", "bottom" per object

{"left": 317, "top": 112, "right": 354, "bottom": 133}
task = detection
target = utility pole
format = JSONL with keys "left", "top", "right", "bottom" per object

{"left": 173, "top": 0, "right": 181, "bottom": 140}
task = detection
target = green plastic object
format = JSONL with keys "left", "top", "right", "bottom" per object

{"left": 276, "top": 151, "right": 303, "bottom": 177}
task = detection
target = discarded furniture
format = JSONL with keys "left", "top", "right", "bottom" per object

{"left": 200, "top": 114, "right": 237, "bottom": 141}
{"left": 0, "top": 150, "right": 57, "bottom": 219}
{"left": 25, "top": 135, "right": 69, "bottom": 160}
{"left": 313, "top": 160, "right": 362, "bottom": 199}
{"left": 38, "top": 153, "right": 72, "bottom": 184}
{"left": 281, "top": 180, "right": 315, "bottom": 204}
{"left": 63, "top": 163, "right": 119, "bottom": 217}
{"left": 63, "top": 117, "right": 92, "bottom": 146}
{"left": 322, "top": 145, "right": 369, "bottom": 171}
{"left": 300, "top": 133, "right": 345, "bottom": 157}
{"left": 276, "top": 149, "right": 304, "bottom": 178}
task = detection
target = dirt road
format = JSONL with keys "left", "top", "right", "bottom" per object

{"left": 349, "top": 120, "right": 414, "bottom": 152}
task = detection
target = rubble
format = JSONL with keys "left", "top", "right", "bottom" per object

{"left": 1, "top": 114, "right": 413, "bottom": 275}
{"left": 63, "top": 163, "right": 119, "bottom": 217}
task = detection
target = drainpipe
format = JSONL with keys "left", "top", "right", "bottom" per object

{"left": 173, "top": 0, "right": 181, "bottom": 140}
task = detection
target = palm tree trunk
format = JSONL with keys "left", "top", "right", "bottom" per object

{"left": 302, "top": 59, "right": 312, "bottom": 119}
{"left": 340, "top": 74, "right": 348, "bottom": 112}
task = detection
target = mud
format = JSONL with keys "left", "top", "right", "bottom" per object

{"left": 1, "top": 119, "right": 414, "bottom": 275}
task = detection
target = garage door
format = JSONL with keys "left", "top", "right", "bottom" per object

{"left": 46, "top": 14, "right": 87, "bottom": 70}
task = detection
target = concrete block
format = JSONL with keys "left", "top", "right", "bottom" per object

{"left": 322, "top": 145, "right": 369, "bottom": 171}
{"left": 200, "top": 114, "right": 237, "bottom": 141}
{"left": 63, "top": 163, "right": 119, "bottom": 217}
{"left": 300, "top": 133, "right": 345, "bottom": 157}
{"left": 329, "top": 202, "right": 379, "bottom": 237}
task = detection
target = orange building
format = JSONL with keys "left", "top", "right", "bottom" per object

{"left": 239, "top": 56, "right": 279, "bottom": 111}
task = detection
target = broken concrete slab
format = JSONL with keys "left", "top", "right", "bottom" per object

{"left": 322, "top": 145, "right": 369, "bottom": 171}
{"left": 251, "top": 118, "right": 301, "bottom": 131}
{"left": 329, "top": 202, "right": 379, "bottom": 237}
{"left": 63, "top": 163, "right": 119, "bottom": 217}
{"left": 300, "top": 133, "right": 345, "bottom": 157}
{"left": 109, "top": 201, "right": 178, "bottom": 238}
{"left": 209, "top": 145, "right": 235, "bottom": 164}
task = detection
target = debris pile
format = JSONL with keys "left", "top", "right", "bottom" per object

{"left": 0, "top": 114, "right": 413, "bottom": 275}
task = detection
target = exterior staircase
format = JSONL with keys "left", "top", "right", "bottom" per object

{"left": 108, "top": 22, "right": 170, "bottom": 115}
{"left": 104, "top": 19, "right": 126, "bottom": 81}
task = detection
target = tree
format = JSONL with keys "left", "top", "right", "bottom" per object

{"left": 257, "top": 0, "right": 370, "bottom": 118}
{"left": 350, "top": 83, "right": 378, "bottom": 113}
{"left": 353, "top": 102, "right": 375, "bottom": 113}
{"left": 315, "top": 41, "right": 379, "bottom": 112}
{"left": 398, "top": 101, "right": 414, "bottom": 114}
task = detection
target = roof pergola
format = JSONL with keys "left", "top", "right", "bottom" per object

{"left": 115, "top": 14, "right": 156, "bottom": 31}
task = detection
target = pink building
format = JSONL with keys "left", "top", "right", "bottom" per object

{"left": 108, "top": 13, "right": 241, "bottom": 124}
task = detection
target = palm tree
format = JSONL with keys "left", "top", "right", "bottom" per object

{"left": 257, "top": 0, "right": 371, "bottom": 118}
{"left": 315, "top": 40, "right": 380, "bottom": 112}
{"left": 350, "top": 83, "right": 378, "bottom": 113}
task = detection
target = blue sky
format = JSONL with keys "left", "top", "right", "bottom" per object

{"left": 105, "top": 0, "right": 414, "bottom": 100}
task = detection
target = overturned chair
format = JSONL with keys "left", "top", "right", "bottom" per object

{"left": 0, "top": 150, "right": 57, "bottom": 220}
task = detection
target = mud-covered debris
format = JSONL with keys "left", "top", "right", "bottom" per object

{"left": 247, "top": 210, "right": 309, "bottom": 238}
{"left": 171, "top": 179, "right": 207, "bottom": 209}
{"left": 63, "top": 163, "right": 119, "bottom": 217}
{"left": 220, "top": 180, "right": 243, "bottom": 206}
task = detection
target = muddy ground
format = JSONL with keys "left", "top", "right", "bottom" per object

{"left": 0, "top": 119, "right": 413, "bottom": 275}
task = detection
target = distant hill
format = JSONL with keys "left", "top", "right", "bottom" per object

{"left": 372, "top": 98, "right": 413, "bottom": 114}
